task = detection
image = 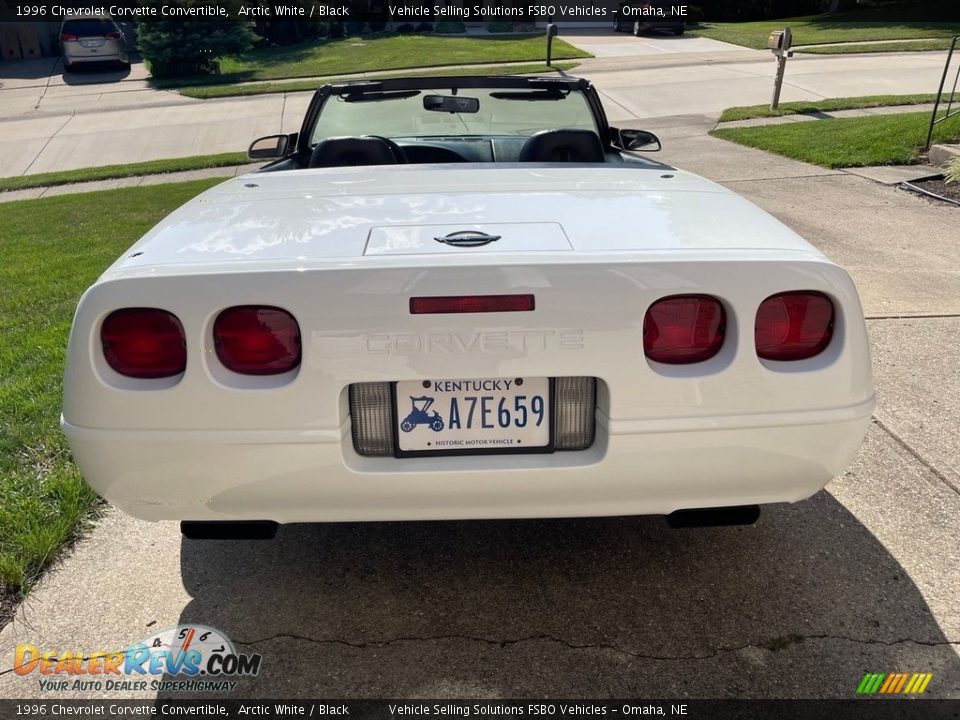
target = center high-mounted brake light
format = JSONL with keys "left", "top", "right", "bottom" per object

{"left": 410, "top": 294, "right": 535, "bottom": 314}
{"left": 643, "top": 295, "right": 726, "bottom": 364}
{"left": 213, "top": 306, "right": 301, "bottom": 375}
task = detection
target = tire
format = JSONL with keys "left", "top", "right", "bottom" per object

{"left": 430, "top": 417, "right": 444, "bottom": 432}
{"left": 401, "top": 419, "right": 415, "bottom": 433}
{"left": 613, "top": 20, "right": 623, "bottom": 32}
{"left": 672, "top": 27, "right": 684, "bottom": 36}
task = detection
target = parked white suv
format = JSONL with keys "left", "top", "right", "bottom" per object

{"left": 60, "top": 16, "right": 130, "bottom": 72}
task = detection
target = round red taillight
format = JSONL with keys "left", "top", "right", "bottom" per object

{"left": 213, "top": 306, "right": 301, "bottom": 375}
{"left": 755, "top": 291, "right": 834, "bottom": 361}
{"left": 643, "top": 295, "right": 726, "bottom": 364}
{"left": 101, "top": 308, "right": 186, "bottom": 379}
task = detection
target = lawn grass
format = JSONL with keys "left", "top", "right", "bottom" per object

{"left": 689, "top": 2, "right": 960, "bottom": 50}
{"left": 711, "top": 111, "right": 960, "bottom": 168}
{"left": 0, "top": 153, "right": 249, "bottom": 193}
{"left": 797, "top": 38, "right": 955, "bottom": 54}
{"left": 177, "top": 62, "right": 581, "bottom": 99}
{"left": 153, "top": 34, "right": 590, "bottom": 88}
{"left": 0, "top": 178, "right": 225, "bottom": 597}
{"left": 718, "top": 94, "right": 943, "bottom": 122}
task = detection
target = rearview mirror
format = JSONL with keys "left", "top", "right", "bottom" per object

{"left": 614, "top": 128, "right": 662, "bottom": 152}
{"left": 423, "top": 94, "right": 480, "bottom": 114}
{"left": 248, "top": 134, "right": 291, "bottom": 160}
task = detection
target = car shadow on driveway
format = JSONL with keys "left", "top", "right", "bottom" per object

{"left": 62, "top": 62, "right": 132, "bottom": 84}
{"left": 165, "top": 492, "right": 959, "bottom": 697}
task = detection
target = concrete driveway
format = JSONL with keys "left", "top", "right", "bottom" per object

{"left": 559, "top": 27, "right": 747, "bottom": 57}
{"left": 0, "top": 121, "right": 957, "bottom": 699}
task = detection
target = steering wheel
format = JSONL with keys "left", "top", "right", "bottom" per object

{"left": 363, "top": 135, "right": 408, "bottom": 164}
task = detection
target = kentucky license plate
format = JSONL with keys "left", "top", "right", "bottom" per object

{"left": 395, "top": 377, "right": 551, "bottom": 454}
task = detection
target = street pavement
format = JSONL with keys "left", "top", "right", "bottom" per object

{"left": 0, "top": 32, "right": 958, "bottom": 700}
{"left": 0, "top": 30, "right": 953, "bottom": 175}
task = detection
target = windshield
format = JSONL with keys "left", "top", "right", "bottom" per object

{"left": 310, "top": 87, "right": 599, "bottom": 144}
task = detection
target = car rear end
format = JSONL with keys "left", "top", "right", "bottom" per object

{"left": 635, "top": 1, "right": 685, "bottom": 34}
{"left": 62, "top": 167, "right": 874, "bottom": 526}
{"left": 61, "top": 17, "right": 129, "bottom": 70}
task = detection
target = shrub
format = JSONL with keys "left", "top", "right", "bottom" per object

{"left": 415, "top": 22, "right": 434, "bottom": 33}
{"left": 486, "top": 21, "right": 515, "bottom": 33}
{"left": 368, "top": 20, "right": 387, "bottom": 32}
{"left": 345, "top": 21, "right": 366, "bottom": 35}
{"left": 434, "top": 21, "right": 466, "bottom": 33}
{"left": 328, "top": 21, "right": 344, "bottom": 38}
{"left": 302, "top": 21, "right": 328, "bottom": 39}
{"left": 138, "top": 1, "right": 256, "bottom": 78}
{"left": 396, "top": 23, "right": 415, "bottom": 34}
{"left": 945, "top": 156, "right": 960, "bottom": 185}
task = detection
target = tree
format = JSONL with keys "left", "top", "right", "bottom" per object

{"left": 137, "top": 0, "right": 257, "bottom": 78}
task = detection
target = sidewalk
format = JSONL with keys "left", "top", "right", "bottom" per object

{"left": 715, "top": 103, "right": 939, "bottom": 130}
{"left": 0, "top": 163, "right": 258, "bottom": 204}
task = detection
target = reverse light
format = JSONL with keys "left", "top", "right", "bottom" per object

{"left": 101, "top": 308, "right": 186, "bottom": 379}
{"left": 349, "top": 383, "right": 396, "bottom": 457}
{"left": 755, "top": 291, "right": 834, "bottom": 361}
{"left": 213, "top": 306, "right": 301, "bottom": 375}
{"left": 643, "top": 295, "right": 726, "bottom": 364}
{"left": 553, "top": 377, "right": 596, "bottom": 451}
{"left": 410, "top": 294, "right": 535, "bottom": 314}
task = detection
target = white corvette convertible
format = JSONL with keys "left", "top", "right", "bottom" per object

{"left": 62, "top": 76, "right": 874, "bottom": 539}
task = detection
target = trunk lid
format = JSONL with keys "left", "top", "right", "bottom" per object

{"left": 108, "top": 165, "right": 824, "bottom": 277}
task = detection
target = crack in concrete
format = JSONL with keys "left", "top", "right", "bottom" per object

{"left": 872, "top": 417, "right": 960, "bottom": 497}
{"left": 866, "top": 313, "right": 960, "bottom": 321}
{"left": 718, "top": 173, "right": 840, "bottom": 183}
{"left": 1, "top": 632, "right": 956, "bottom": 678}
{"left": 230, "top": 631, "right": 960, "bottom": 662}
{"left": 20, "top": 110, "right": 75, "bottom": 176}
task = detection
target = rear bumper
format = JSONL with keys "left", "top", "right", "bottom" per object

{"left": 63, "top": 398, "right": 873, "bottom": 523}
{"left": 63, "top": 49, "right": 128, "bottom": 65}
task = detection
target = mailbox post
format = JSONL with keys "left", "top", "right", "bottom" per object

{"left": 546, "top": 18, "right": 558, "bottom": 67}
{"left": 767, "top": 27, "right": 793, "bottom": 111}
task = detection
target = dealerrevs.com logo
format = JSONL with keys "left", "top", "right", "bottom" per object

{"left": 13, "top": 625, "right": 261, "bottom": 693}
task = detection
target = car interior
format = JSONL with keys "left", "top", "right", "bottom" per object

{"left": 306, "top": 129, "right": 612, "bottom": 168}
{"left": 250, "top": 78, "right": 669, "bottom": 172}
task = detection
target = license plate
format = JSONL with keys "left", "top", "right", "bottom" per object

{"left": 80, "top": 39, "right": 105, "bottom": 48}
{"left": 395, "top": 377, "right": 550, "bottom": 454}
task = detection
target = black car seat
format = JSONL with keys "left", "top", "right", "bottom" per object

{"left": 518, "top": 129, "right": 606, "bottom": 163}
{"left": 309, "top": 136, "right": 406, "bottom": 168}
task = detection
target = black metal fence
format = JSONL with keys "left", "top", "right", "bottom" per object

{"left": 926, "top": 36, "right": 960, "bottom": 150}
